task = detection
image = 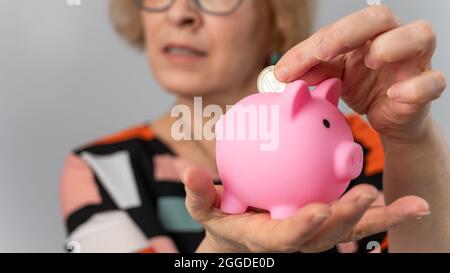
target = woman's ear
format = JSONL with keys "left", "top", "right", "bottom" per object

{"left": 312, "top": 78, "right": 342, "bottom": 106}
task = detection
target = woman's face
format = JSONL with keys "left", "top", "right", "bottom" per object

{"left": 141, "top": 0, "right": 272, "bottom": 98}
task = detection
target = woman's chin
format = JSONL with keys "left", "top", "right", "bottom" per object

{"left": 161, "top": 83, "right": 213, "bottom": 98}
{"left": 158, "top": 77, "right": 220, "bottom": 98}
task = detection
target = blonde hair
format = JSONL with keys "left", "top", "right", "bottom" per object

{"left": 109, "top": 0, "right": 315, "bottom": 54}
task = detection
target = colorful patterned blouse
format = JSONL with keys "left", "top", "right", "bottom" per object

{"left": 60, "top": 114, "right": 387, "bottom": 253}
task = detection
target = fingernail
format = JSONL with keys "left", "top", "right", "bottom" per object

{"left": 414, "top": 209, "right": 431, "bottom": 220}
{"left": 417, "top": 211, "right": 431, "bottom": 217}
{"left": 357, "top": 194, "right": 376, "bottom": 207}
{"left": 430, "top": 74, "right": 446, "bottom": 94}
{"left": 315, "top": 42, "right": 329, "bottom": 61}
{"left": 311, "top": 213, "right": 329, "bottom": 225}
{"left": 275, "top": 66, "right": 290, "bottom": 82}
{"left": 387, "top": 88, "right": 399, "bottom": 99}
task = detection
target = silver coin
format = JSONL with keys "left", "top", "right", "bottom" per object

{"left": 257, "top": 65, "right": 287, "bottom": 93}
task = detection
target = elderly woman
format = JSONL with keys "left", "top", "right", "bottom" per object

{"left": 60, "top": 0, "right": 449, "bottom": 253}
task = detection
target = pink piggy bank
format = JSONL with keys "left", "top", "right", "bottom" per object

{"left": 215, "top": 78, "right": 363, "bottom": 220}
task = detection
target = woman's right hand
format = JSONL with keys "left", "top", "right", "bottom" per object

{"left": 181, "top": 167, "right": 430, "bottom": 253}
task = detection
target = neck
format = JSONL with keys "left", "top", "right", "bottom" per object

{"left": 176, "top": 77, "right": 258, "bottom": 113}
{"left": 174, "top": 71, "right": 258, "bottom": 139}
{"left": 153, "top": 72, "right": 260, "bottom": 173}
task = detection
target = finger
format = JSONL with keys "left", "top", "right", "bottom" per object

{"left": 387, "top": 70, "right": 447, "bottom": 104}
{"left": 345, "top": 195, "right": 430, "bottom": 242}
{"left": 181, "top": 167, "right": 218, "bottom": 222}
{"left": 275, "top": 5, "right": 400, "bottom": 82}
{"left": 209, "top": 203, "right": 331, "bottom": 252}
{"left": 301, "top": 184, "right": 379, "bottom": 252}
{"left": 315, "top": 5, "right": 401, "bottom": 62}
{"left": 214, "top": 185, "right": 224, "bottom": 208}
{"left": 372, "top": 192, "right": 386, "bottom": 207}
{"left": 336, "top": 241, "right": 359, "bottom": 253}
{"left": 365, "top": 20, "right": 436, "bottom": 69}
{"left": 252, "top": 203, "right": 332, "bottom": 252}
{"left": 274, "top": 28, "right": 325, "bottom": 83}
{"left": 297, "top": 57, "right": 345, "bottom": 85}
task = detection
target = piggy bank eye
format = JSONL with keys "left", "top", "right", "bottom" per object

{"left": 323, "top": 119, "right": 331, "bottom": 129}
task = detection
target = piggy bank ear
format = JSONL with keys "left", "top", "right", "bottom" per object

{"left": 280, "top": 80, "right": 311, "bottom": 119}
{"left": 313, "top": 78, "right": 342, "bottom": 106}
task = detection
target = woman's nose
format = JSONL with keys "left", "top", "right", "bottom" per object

{"left": 166, "top": 0, "right": 202, "bottom": 30}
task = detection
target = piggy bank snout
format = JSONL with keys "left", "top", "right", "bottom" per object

{"left": 334, "top": 142, "right": 364, "bottom": 182}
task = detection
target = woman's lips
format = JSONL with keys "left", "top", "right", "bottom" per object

{"left": 162, "top": 44, "right": 208, "bottom": 64}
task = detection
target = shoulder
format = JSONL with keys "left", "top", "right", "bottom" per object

{"left": 60, "top": 124, "right": 157, "bottom": 215}
{"left": 60, "top": 123, "right": 172, "bottom": 234}
{"left": 66, "top": 123, "right": 173, "bottom": 166}
{"left": 74, "top": 123, "right": 156, "bottom": 153}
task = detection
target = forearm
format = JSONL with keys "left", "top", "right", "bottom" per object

{"left": 382, "top": 116, "right": 450, "bottom": 252}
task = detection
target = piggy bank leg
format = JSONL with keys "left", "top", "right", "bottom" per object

{"left": 270, "top": 206, "right": 298, "bottom": 220}
{"left": 221, "top": 191, "right": 247, "bottom": 215}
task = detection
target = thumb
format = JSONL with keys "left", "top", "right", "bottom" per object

{"left": 181, "top": 167, "right": 217, "bottom": 222}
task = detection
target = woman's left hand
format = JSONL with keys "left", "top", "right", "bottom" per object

{"left": 275, "top": 4, "right": 446, "bottom": 142}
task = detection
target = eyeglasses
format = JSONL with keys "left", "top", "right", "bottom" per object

{"left": 134, "top": 0, "right": 244, "bottom": 16}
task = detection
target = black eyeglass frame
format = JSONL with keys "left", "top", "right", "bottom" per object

{"left": 134, "top": 0, "right": 244, "bottom": 16}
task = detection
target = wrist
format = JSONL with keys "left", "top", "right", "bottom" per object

{"left": 195, "top": 231, "right": 248, "bottom": 253}
{"left": 195, "top": 231, "right": 221, "bottom": 253}
{"left": 195, "top": 237, "right": 215, "bottom": 253}
{"left": 380, "top": 114, "right": 436, "bottom": 149}
{"left": 195, "top": 232, "right": 227, "bottom": 253}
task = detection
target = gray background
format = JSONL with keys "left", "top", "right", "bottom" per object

{"left": 0, "top": 0, "right": 448, "bottom": 252}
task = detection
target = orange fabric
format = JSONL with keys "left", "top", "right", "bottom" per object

{"left": 91, "top": 124, "right": 155, "bottom": 146}
{"left": 346, "top": 115, "right": 385, "bottom": 176}
{"left": 137, "top": 246, "right": 158, "bottom": 253}
{"left": 136, "top": 236, "right": 179, "bottom": 253}
{"left": 380, "top": 236, "right": 389, "bottom": 252}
